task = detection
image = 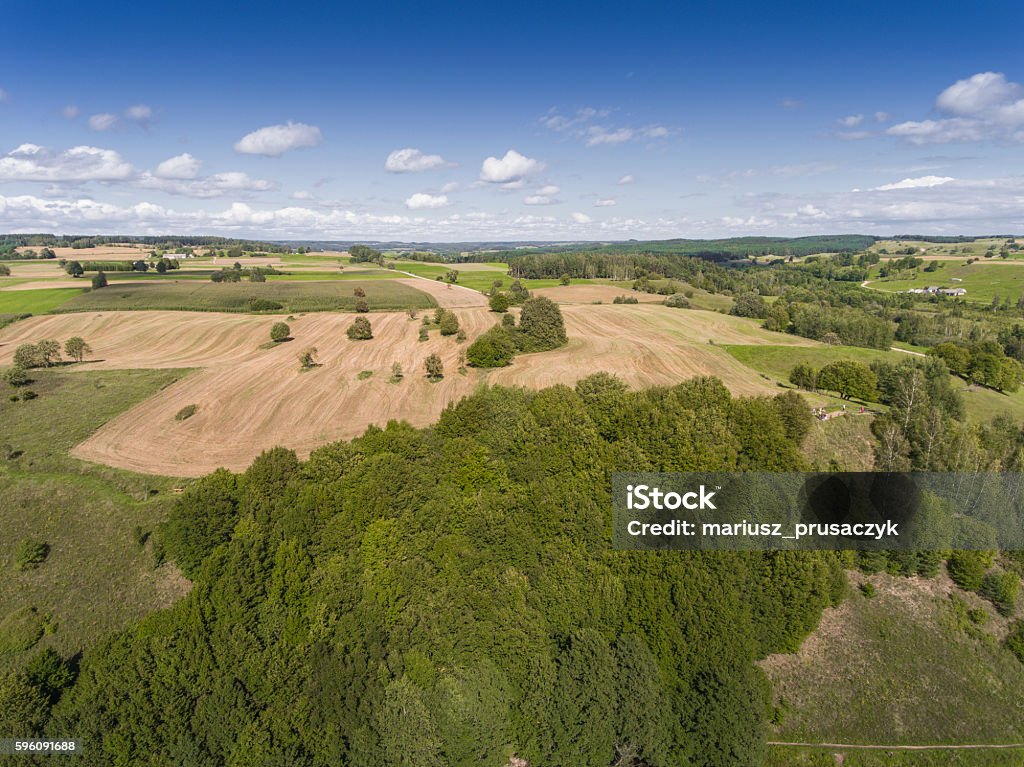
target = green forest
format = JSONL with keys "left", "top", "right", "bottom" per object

{"left": 4, "top": 376, "right": 850, "bottom": 766}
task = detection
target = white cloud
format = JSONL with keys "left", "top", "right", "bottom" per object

{"left": 0, "top": 144, "right": 134, "bottom": 181}
{"left": 405, "top": 192, "right": 449, "bottom": 209}
{"left": 536, "top": 184, "right": 560, "bottom": 196}
{"left": 571, "top": 212, "right": 592, "bottom": 223}
{"left": 837, "top": 114, "right": 864, "bottom": 127}
{"left": 542, "top": 108, "right": 674, "bottom": 147}
{"left": 594, "top": 198, "right": 616, "bottom": 207}
{"left": 154, "top": 153, "right": 201, "bottom": 180}
{"left": 795, "top": 204, "right": 828, "bottom": 219}
{"left": 234, "top": 121, "right": 323, "bottom": 156}
{"left": 291, "top": 190, "right": 313, "bottom": 200}
{"left": 479, "top": 149, "right": 544, "bottom": 184}
{"left": 869, "top": 175, "right": 955, "bottom": 191}
{"left": 887, "top": 72, "right": 1024, "bottom": 144}
{"left": 875, "top": 111, "right": 890, "bottom": 122}
{"left": 586, "top": 126, "right": 634, "bottom": 146}
{"left": 936, "top": 72, "right": 1023, "bottom": 116}
{"left": 62, "top": 105, "right": 80, "bottom": 119}
{"left": 138, "top": 171, "right": 273, "bottom": 198}
{"left": 125, "top": 104, "right": 152, "bottom": 122}
{"left": 617, "top": 174, "right": 635, "bottom": 185}
{"left": 88, "top": 113, "right": 119, "bottom": 131}
{"left": 384, "top": 147, "right": 452, "bottom": 172}
{"left": 523, "top": 195, "right": 558, "bottom": 206}
{"left": 440, "top": 181, "right": 459, "bottom": 193}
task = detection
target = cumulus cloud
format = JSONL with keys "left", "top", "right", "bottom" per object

{"left": 234, "top": 121, "right": 323, "bottom": 156}
{"left": 887, "top": 72, "right": 1024, "bottom": 144}
{"left": 440, "top": 181, "right": 459, "bottom": 194}
{"left": 571, "top": 212, "right": 592, "bottom": 223}
{"left": 0, "top": 144, "right": 134, "bottom": 181}
{"left": 837, "top": 114, "right": 864, "bottom": 127}
{"left": 617, "top": 174, "right": 635, "bottom": 185}
{"left": 154, "top": 153, "right": 201, "bottom": 180}
{"left": 524, "top": 194, "right": 558, "bottom": 206}
{"left": 62, "top": 105, "right": 80, "bottom": 119}
{"left": 88, "top": 113, "right": 119, "bottom": 131}
{"left": 405, "top": 192, "right": 449, "bottom": 209}
{"left": 385, "top": 147, "right": 452, "bottom": 172}
{"left": 291, "top": 190, "right": 313, "bottom": 200}
{"left": 479, "top": 149, "right": 544, "bottom": 184}
{"left": 536, "top": 184, "right": 560, "bottom": 196}
{"left": 594, "top": 198, "right": 616, "bottom": 207}
{"left": 869, "top": 175, "right": 955, "bottom": 191}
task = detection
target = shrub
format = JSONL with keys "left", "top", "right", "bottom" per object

{"left": 613, "top": 295, "right": 639, "bottom": 304}
{"left": 1007, "top": 620, "right": 1024, "bottom": 663}
{"left": 0, "top": 607, "right": 45, "bottom": 655}
{"left": 517, "top": 296, "right": 567, "bottom": 351}
{"left": 390, "top": 363, "right": 404, "bottom": 383}
{"left": 559, "top": 273, "right": 571, "bottom": 285}
{"left": 489, "top": 293, "right": 510, "bottom": 313}
{"left": 353, "top": 287, "right": 366, "bottom": 298}
{"left": 355, "top": 299, "right": 370, "bottom": 313}
{"left": 466, "top": 327, "right": 518, "bottom": 368}
{"left": 357, "top": 370, "right": 373, "bottom": 380}
{"left": 859, "top": 582, "right": 876, "bottom": 598}
{"left": 424, "top": 353, "right": 443, "bottom": 380}
{"left": 348, "top": 317, "right": 373, "bottom": 340}
{"left": 298, "top": 347, "right": 319, "bottom": 369}
{"left": 501, "top": 313, "right": 516, "bottom": 328}
{"left": 175, "top": 404, "right": 198, "bottom": 421}
{"left": 248, "top": 298, "right": 283, "bottom": 311}
{"left": 15, "top": 539, "right": 49, "bottom": 571}
{"left": 12, "top": 344, "right": 41, "bottom": 369}
{"left": 3, "top": 367, "right": 30, "bottom": 387}
{"left": 418, "top": 327, "right": 429, "bottom": 342}
{"left": 20, "top": 390, "right": 37, "bottom": 401}
{"left": 270, "top": 322, "right": 291, "bottom": 342}
{"left": 789, "top": 362, "right": 817, "bottom": 391}
{"left": 456, "top": 329, "right": 466, "bottom": 342}
{"left": 439, "top": 311, "right": 460, "bottom": 336}
{"left": 91, "top": 271, "right": 108, "bottom": 289}
{"left": 980, "top": 571, "right": 1020, "bottom": 616}
{"left": 664, "top": 294, "right": 690, "bottom": 308}
{"left": 948, "top": 550, "right": 994, "bottom": 592}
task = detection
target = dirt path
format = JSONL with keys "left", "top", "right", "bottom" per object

{"left": 395, "top": 273, "right": 490, "bottom": 307}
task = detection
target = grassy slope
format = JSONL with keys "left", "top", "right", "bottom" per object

{"left": 767, "top": 746, "right": 1024, "bottom": 766}
{"left": 866, "top": 261, "right": 1024, "bottom": 303}
{"left": 801, "top": 412, "right": 877, "bottom": 471}
{"left": 0, "top": 368, "right": 191, "bottom": 671}
{"left": 52, "top": 280, "right": 435, "bottom": 314}
{"left": 763, "top": 571, "right": 1024, "bottom": 748}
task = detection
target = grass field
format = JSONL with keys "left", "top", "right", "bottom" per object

{"left": 53, "top": 280, "right": 435, "bottom": 314}
{"left": 870, "top": 238, "right": 1021, "bottom": 260}
{"left": 763, "top": 571, "right": 1024, "bottom": 747}
{"left": 0, "top": 368, "right": 191, "bottom": 671}
{"left": 865, "top": 261, "right": 1024, "bottom": 303}
{"left": 398, "top": 261, "right": 509, "bottom": 292}
{"left": 723, "top": 343, "right": 1024, "bottom": 422}
{"left": 0, "top": 287, "right": 84, "bottom": 314}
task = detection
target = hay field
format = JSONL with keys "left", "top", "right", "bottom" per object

{"left": 0, "top": 300, "right": 811, "bottom": 476}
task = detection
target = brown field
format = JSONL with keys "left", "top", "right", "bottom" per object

{"left": 0, "top": 302, "right": 814, "bottom": 476}
{"left": 532, "top": 284, "right": 665, "bottom": 304}
{"left": 15, "top": 245, "right": 151, "bottom": 260}
{"left": 394, "top": 277, "right": 490, "bottom": 307}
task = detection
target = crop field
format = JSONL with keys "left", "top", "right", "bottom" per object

{"left": 870, "top": 238, "right": 1021, "bottom": 260}
{"left": 0, "top": 299, "right": 810, "bottom": 476}
{"left": 0, "top": 286, "right": 84, "bottom": 313}
{"left": 865, "top": 261, "right": 1024, "bottom": 303}
{"left": 51, "top": 279, "right": 435, "bottom": 314}
{"left": 762, "top": 571, "right": 1024, "bottom": 747}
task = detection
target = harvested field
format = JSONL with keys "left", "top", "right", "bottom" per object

{"left": 532, "top": 284, "right": 665, "bottom": 304}
{"left": 0, "top": 302, "right": 813, "bottom": 475}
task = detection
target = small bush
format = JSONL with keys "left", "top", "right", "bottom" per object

{"left": 613, "top": 295, "right": 639, "bottom": 304}
{"left": 347, "top": 317, "right": 373, "bottom": 340}
{"left": 15, "top": 539, "right": 49, "bottom": 571}
{"left": 948, "top": 550, "right": 994, "bottom": 592}
{"left": 298, "top": 347, "right": 319, "bottom": 370}
{"left": 0, "top": 607, "right": 45, "bottom": 655}
{"left": 1007, "top": 620, "right": 1024, "bottom": 663}
{"left": 489, "top": 293, "right": 510, "bottom": 313}
{"left": 418, "top": 327, "right": 429, "bottom": 342}
{"left": 664, "top": 294, "right": 691, "bottom": 308}
{"left": 389, "top": 363, "right": 404, "bottom": 383}
{"left": 466, "top": 327, "right": 517, "bottom": 368}
{"left": 175, "top": 404, "right": 198, "bottom": 421}
{"left": 357, "top": 370, "right": 373, "bottom": 380}
{"left": 355, "top": 298, "right": 370, "bottom": 313}
{"left": 424, "top": 353, "right": 443, "bottom": 381}
{"left": 249, "top": 298, "right": 283, "bottom": 312}
{"left": 859, "top": 581, "right": 876, "bottom": 599}
{"left": 3, "top": 367, "right": 30, "bottom": 387}
{"left": 20, "top": 390, "right": 37, "bottom": 401}
{"left": 980, "top": 571, "right": 1020, "bottom": 616}
{"left": 270, "top": 322, "right": 291, "bottom": 342}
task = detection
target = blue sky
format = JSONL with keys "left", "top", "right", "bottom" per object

{"left": 2, "top": 0, "right": 1024, "bottom": 241}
